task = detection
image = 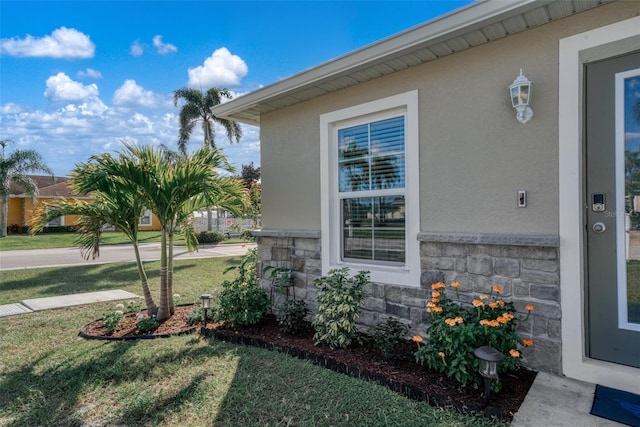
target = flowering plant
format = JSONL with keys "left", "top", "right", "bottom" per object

{"left": 414, "top": 281, "right": 533, "bottom": 389}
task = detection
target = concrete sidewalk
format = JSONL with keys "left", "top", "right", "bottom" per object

{"left": 511, "top": 372, "right": 627, "bottom": 426}
{"left": 0, "top": 289, "right": 138, "bottom": 318}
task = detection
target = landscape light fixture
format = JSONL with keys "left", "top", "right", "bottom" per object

{"left": 200, "top": 293, "right": 212, "bottom": 328}
{"left": 509, "top": 69, "right": 533, "bottom": 124}
{"left": 474, "top": 345, "right": 504, "bottom": 408}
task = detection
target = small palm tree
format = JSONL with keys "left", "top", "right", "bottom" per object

{"left": 173, "top": 87, "right": 242, "bottom": 154}
{"left": 0, "top": 140, "right": 54, "bottom": 238}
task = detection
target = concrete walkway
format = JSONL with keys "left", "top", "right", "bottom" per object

{"left": 511, "top": 372, "right": 628, "bottom": 426}
{"left": 0, "top": 290, "right": 138, "bottom": 318}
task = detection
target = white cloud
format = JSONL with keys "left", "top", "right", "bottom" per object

{"left": 187, "top": 47, "right": 248, "bottom": 88}
{"left": 627, "top": 132, "right": 640, "bottom": 142}
{"left": 153, "top": 35, "right": 177, "bottom": 54}
{"left": 113, "top": 79, "right": 163, "bottom": 108}
{"left": 130, "top": 40, "right": 144, "bottom": 56}
{"left": 0, "top": 27, "right": 94, "bottom": 58}
{"left": 77, "top": 68, "right": 103, "bottom": 79}
{"left": 44, "top": 72, "right": 99, "bottom": 102}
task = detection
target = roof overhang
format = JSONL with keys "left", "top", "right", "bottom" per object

{"left": 213, "top": 0, "right": 614, "bottom": 126}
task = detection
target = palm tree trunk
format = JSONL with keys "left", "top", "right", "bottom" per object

{"left": 156, "top": 227, "right": 170, "bottom": 321}
{"left": 167, "top": 229, "right": 175, "bottom": 315}
{"left": 132, "top": 241, "right": 157, "bottom": 316}
{"left": 207, "top": 208, "right": 213, "bottom": 231}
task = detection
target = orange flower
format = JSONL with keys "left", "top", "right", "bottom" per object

{"left": 498, "top": 300, "right": 505, "bottom": 307}
{"left": 454, "top": 316, "right": 464, "bottom": 324}
{"left": 502, "top": 313, "right": 514, "bottom": 321}
{"left": 480, "top": 294, "right": 489, "bottom": 300}
{"left": 445, "top": 318, "right": 457, "bottom": 326}
{"left": 241, "top": 282, "right": 248, "bottom": 287}
{"left": 451, "top": 281, "right": 461, "bottom": 288}
{"left": 431, "top": 290, "right": 441, "bottom": 298}
{"left": 438, "top": 352, "right": 446, "bottom": 358}
{"left": 493, "top": 285, "right": 503, "bottom": 293}
{"left": 412, "top": 335, "right": 423, "bottom": 343}
{"left": 472, "top": 299, "right": 484, "bottom": 307}
{"left": 489, "top": 320, "right": 500, "bottom": 327}
{"left": 431, "top": 297, "right": 440, "bottom": 303}
{"left": 480, "top": 319, "right": 490, "bottom": 326}
{"left": 431, "top": 282, "right": 446, "bottom": 290}
{"left": 510, "top": 349, "right": 521, "bottom": 358}
{"left": 489, "top": 302, "right": 499, "bottom": 309}
{"left": 526, "top": 304, "right": 535, "bottom": 311}
{"left": 522, "top": 339, "right": 534, "bottom": 347}
{"left": 497, "top": 316, "right": 509, "bottom": 324}
{"left": 432, "top": 306, "right": 443, "bottom": 313}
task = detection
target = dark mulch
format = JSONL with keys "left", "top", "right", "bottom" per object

{"left": 80, "top": 306, "right": 537, "bottom": 421}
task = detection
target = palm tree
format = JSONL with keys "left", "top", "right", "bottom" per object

{"left": 173, "top": 87, "right": 242, "bottom": 154}
{"left": 0, "top": 140, "right": 54, "bottom": 238}
{"left": 173, "top": 87, "right": 243, "bottom": 231}
{"left": 95, "top": 143, "right": 248, "bottom": 321}
{"left": 29, "top": 161, "right": 159, "bottom": 316}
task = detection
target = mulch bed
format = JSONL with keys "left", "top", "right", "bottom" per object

{"left": 80, "top": 305, "right": 537, "bottom": 421}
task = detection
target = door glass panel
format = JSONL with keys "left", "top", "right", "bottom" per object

{"left": 619, "top": 69, "right": 640, "bottom": 329}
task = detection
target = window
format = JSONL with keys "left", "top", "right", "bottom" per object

{"left": 321, "top": 91, "right": 419, "bottom": 286}
{"left": 139, "top": 210, "right": 152, "bottom": 226}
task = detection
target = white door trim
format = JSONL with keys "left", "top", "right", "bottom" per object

{"left": 559, "top": 15, "right": 640, "bottom": 394}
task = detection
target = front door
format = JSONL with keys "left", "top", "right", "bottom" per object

{"left": 586, "top": 51, "right": 640, "bottom": 368}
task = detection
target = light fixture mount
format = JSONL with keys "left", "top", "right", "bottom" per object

{"left": 509, "top": 69, "right": 533, "bottom": 124}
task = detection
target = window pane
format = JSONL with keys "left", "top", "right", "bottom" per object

{"left": 339, "top": 160, "right": 370, "bottom": 192}
{"left": 342, "top": 197, "right": 405, "bottom": 263}
{"left": 371, "top": 117, "right": 404, "bottom": 154}
{"left": 338, "top": 124, "right": 369, "bottom": 160}
{"left": 371, "top": 154, "right": 404, "bottom": 189}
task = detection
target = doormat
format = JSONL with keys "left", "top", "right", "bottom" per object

{"left": 590, "top": 384, "right": 640, "bottom": 426}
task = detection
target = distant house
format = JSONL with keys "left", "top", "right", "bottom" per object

{"left": 3, "top": 175, "right": 161, "bottom": 232}
{"left": 213, "top": 0, "right": 640, "bottom": 394}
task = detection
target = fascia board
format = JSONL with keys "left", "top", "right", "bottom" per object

{"left": 213, "top": 0, "right": 545, "bottom": 123}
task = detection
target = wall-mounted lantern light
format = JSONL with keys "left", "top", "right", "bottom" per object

{"left": 509, "top": 69, "right": 533, "bottom": 124}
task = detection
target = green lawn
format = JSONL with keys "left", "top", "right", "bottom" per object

{"left": 0, "top": 257, "right": 507, "bottom": 427}
{"left": 0, "top": 231, "right": 251, "bottom": 251}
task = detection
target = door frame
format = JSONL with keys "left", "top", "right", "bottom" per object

{"left": 559, "top": 15, "right": 640, "bottom": 394}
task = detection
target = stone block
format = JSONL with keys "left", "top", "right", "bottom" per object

{"left": 404, "top": 287, "right": 429, "bottom": 299}
{"left": 292, "top": 257, "right": 305, "bottom": 272}
{"left": 504, "top": 246, "right": 558, "bottom": 260}
{"left": 402, "top": 296, "right": 427, "bottom": 309}
{"left": 385, "top": 287, "right": 403, "bottom": 304}
{"left": 522, "top": 259, "right": 559, "bottom": 272}
{"left": 529, "top": 283, "right": 559, "bottom": 302}
{"left": 467, "top": 256, "right": 493, "bottom": 276}
{"left": 517, "top": 301, "right": 560, "bottom": 320}
{"left": 494, "top": 258, "right": 520, "bottom": 278}
{"left": 521, "top": 269, "right": 559, "bottom": 284}
{"left": 364, "top": 297, "right": 386, "bottom": 313}
{"left": 455, "top": 258, "right": 467, "bottom": 273}
{"left": 442, "top": 243, "right": 467, "bottom": 257}
{"left": 421, "top": 242, "right": 442, "bottom": 257}
{"left": 420, "top": 270, "right": 445, "bottom": 288}
{"left": 271, "top": 246, "right": 291, "bottom": 262}
{"left": 522, "top": 337, "right": 561, "bottom": 374}
{"left": 294, "top": 238, "right": 320, "bottom": 252}
{"left": 386, "top": 302, "right": 411, "bottom": 318}
{"left": 370, "top": 283, "right": 386, "bottom": 299}
{"left": 547, "top": 319, "right": 561, "bottom": 339}
{"left": 513, "top": 279, "right": 530, "bottom": 298}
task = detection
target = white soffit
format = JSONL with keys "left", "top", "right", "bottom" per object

{"left": 213, "top": 0, "right": 614, "bottom": 126}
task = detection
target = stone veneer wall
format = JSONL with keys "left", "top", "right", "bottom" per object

{"left": 254, "top": 230, "right": 561, "bottom": 375}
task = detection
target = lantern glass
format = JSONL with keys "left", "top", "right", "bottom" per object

{"left": 201, "top": 293, "right": 212, "bottom": 309}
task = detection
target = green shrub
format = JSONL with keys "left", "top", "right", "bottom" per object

{"left": 103, "top": 311, "right": 123, "bottom": 333}
{"left": 185, "top": 298, "right": 220, "bottom": 325}
{"left": 312, "top": 267, "right": 369, "bottom": 349}
{"left": 197, "top": 231, "right": 225, "bottom": 244}
{"left": 277, "top": 299, "right": 309, "bottom": 335}
{"left": 414, "top": 281, "right": 534, "bottom": 390}
{"left": 373, "top": 317, "right": 410, "bottom": 360}
{"left": 136, "top": 317, "right": 160, "bottom": 333}
{"left": 240, "top": 230, "right": 255, "bottom": 241}
{"left": 218, "top": 249, "right": 270, "bottom": 326}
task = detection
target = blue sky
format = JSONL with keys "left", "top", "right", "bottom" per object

{"left": 0, "top": 1, "right": 474, "bottom": 176}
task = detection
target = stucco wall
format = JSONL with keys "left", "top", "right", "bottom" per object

{"left": 259, "top": 0, "right": 639, "bottom": 234}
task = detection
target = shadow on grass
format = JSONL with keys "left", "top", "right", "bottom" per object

{"left": 0, "top": 258, "right": 240, "bottom": 301}
{"left": 0, "top": 338, "right": 233, "bottom": 426}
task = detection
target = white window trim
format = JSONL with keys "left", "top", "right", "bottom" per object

{"left": 320, "top": 90, "right": 420, "bottom": 286}
{"left": 139, "top": 209, "right": 152, "bottom": 226}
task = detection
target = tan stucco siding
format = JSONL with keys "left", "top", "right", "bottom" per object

{"left": 259, "top": 1, "right": 639, "bottom": 234}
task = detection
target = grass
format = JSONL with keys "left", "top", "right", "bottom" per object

{"left": 0, "top": 257, "right": 508, "bottom": 427}
{"left": 0, "top": 231, "right": 252, "bottom": 251}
